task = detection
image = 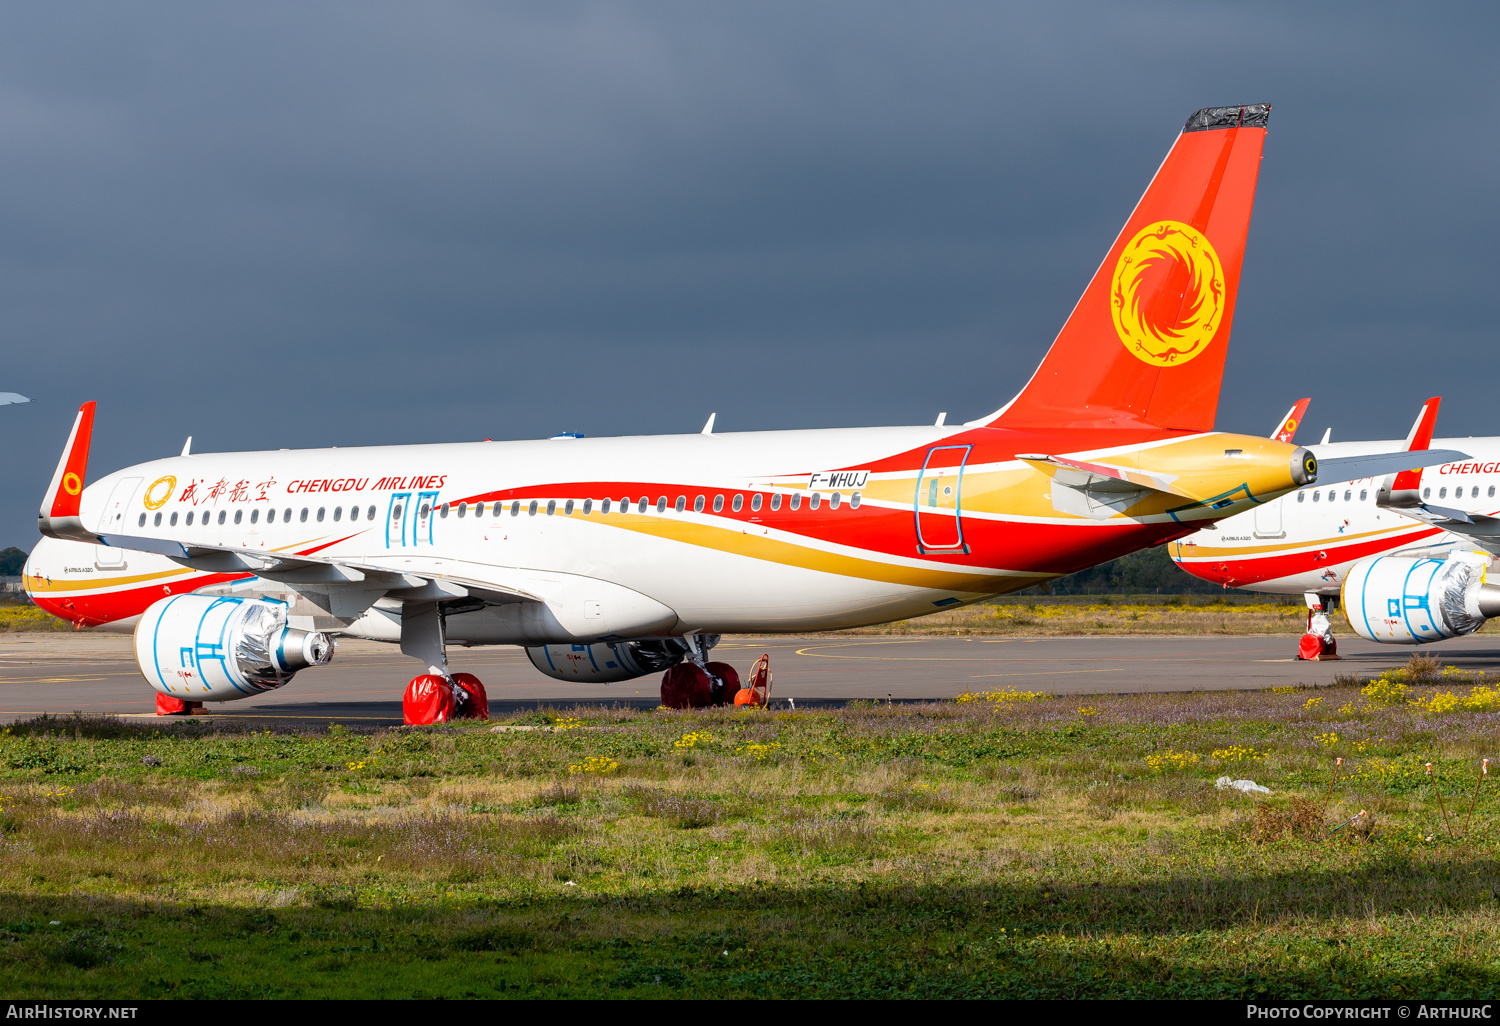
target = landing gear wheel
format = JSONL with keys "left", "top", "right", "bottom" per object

{"left": 705, "top": 661, "right": 740, "bottom": 706}
{"left": 403, "top": 673, "right": 456, "bottom": 725}
{"left": 450, "top": 673, "right": 490, "bottom": 720}
{"left": 661, "top": 662, "right": 713, "bottom": 709}
{"left": 155, "top": 693, "right": 203, "bottom": 716}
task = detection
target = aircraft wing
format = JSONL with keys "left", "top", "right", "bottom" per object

{"left": 1314, "top": 448, "right": 1469, "bottom": 486}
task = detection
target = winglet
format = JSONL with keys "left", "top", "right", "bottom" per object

{"left": 1270, "top": 399, "right": 1310, "bottom": 443}
{"left": 38, "top": 402, "right": 97, "bottom": 541}
{"left": 1391, "top": 397, "right": 1441, "bottom": 494}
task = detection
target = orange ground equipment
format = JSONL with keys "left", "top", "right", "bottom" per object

{"left": 734, "top": 654, "right": 772, "bottom": 707}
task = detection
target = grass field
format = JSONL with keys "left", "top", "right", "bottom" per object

{"left": 0, "top": 604, "right": 73, "bottom": 632}
{"left": 0, "top": 658, "right": 1497, "bottom": 998}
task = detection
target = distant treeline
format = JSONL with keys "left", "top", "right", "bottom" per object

{"left": 1015, "top": 543, "right": 1244, "bottom": 596}
{"left": 0, "top": 548, "right": 24, "bottom": 576}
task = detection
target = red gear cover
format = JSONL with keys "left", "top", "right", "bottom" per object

{"left": 403, "top": 674, "right": 455, "bottom": 725}
{"left": 661, "top": 663, "right": 713, "bottom": 709}
{"left": 450, "top": 673, "right": 490, "bottom": 720}
{"left": 155, "top": 694, "right": 203, "bottom": 716}
{"left": 706, "top": 662, "right": 740, "bottom": 707}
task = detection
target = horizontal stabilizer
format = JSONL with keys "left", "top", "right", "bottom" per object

{"left": 1018, "top": 454, "right": 1189, "bottom": 498}
{"left": 1314, "top": 449, "right": 1468, "bottom": 487}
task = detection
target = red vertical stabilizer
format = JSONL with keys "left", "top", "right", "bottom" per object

{"left": 992, "top": 104, "right": 1270, "bottom": 433}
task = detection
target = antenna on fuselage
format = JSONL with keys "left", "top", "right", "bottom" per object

{"left": 181, "top": 436, "right": 192, "bottom": 457}
{"left": 701, "top": 413, "right": 716, "bottom": 435}
{"left": 1320, "top": 428, "right": 1332, "bottom": 445}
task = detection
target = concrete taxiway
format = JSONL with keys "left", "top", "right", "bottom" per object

{"left": 0, "top": 630, "right": 1487, "bottom": 724}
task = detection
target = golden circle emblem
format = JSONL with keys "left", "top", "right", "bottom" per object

{"left": 143, "top": 475, "right": 177, "bottom": 511}
{"left": 1110, "top": 220, "right": 1225, "bottom": 367}
{"left": 62, "top": 472, "right": 82, "bottom": 496}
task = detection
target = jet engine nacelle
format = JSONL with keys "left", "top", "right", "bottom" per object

{"left": 134, "top": 594, "right": 333, "bottom": 702}
{"left": 1341, "top": 552, "right": 1500, "bottom": 645}
{"left": 525, "top": 638, "right": 702, "bottom": 683}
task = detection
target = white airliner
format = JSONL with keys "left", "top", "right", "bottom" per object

{"left": 1175, "top": 398, "right": 1500, "bottom": 647}
{"left": 23, "top": 103, "right": 1451, "bottom": 718}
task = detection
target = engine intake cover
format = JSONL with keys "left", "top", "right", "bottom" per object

{"left": 134, "top": 594, "right": 333, "bottom": 702}
{"left": 1341, "top": 553, "right": 1498, "bottom": 645}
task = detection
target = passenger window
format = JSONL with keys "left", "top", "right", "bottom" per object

{"left": 440, "top": 504, "right": 449, "bottom": 518}
{"left": 419, "top": 504, "right": 429, "bottom": 517}
{"left": 153, "top": 512, "right": 162, "bottom": 526}
{"left": 186, "top": 512, "right": 195, "bottom": 526}
{"left": 732, "top": 495, "right": 743, "bottom": 512}
{"left": 1359, "top": 490, "right": 1367, "bottom": 501}
{"left": 830, "top": 492, "right": 842, "bottom": 509}
{"left": 565, "top": 499, "right": 575, "bottom": 515}
{"left": 694, "top": 496, "right": 705, "bottom": 512}
{"left": 1491, "top": 487, "right": 1496, "bottom": 499}
{"left": 1312, "top": 492, "right": 1320, "bottom": 503}
{"left": 713, "top": 495, "right": 724, "bottom": 513}
{"left": 473, "top": 503, "right": 483, "bottom": 518}
{"left": 791, "top": 493, "right": 802, "bottom": 510}
{"left": 216, "top": 511, "right": 225, "bottom": 524}
{"left": 601, "top": 499, "right": 611, "bottom": 514}
{"left": 674, "top": 496, "right": 686, "bottom": 513}
{"left": 771, "top": 494, "right": 782, "bottom": 511}
{"left": 1343, "top": 490, "right": 1351, "bottom": 502}
{"left": 234, "top": 510, "right": 243, "bottom": 524}
{"left": 300, "top": 508, "right": 309, "bottom": 523}
{"left": 1474, "top": 487, "right": 1482, "bottom": 499}
{"left": 583, "top": 499, "right": 592, "bottom": 515}
{"left": 511, "top": 501, "right": 520, "bottom": 516}
{"left": 267, "top": 509, "right": 276, "bottom": 523}
{"left": 170, "top": 512, "right": 178, "bottom": 526}
{"left": 284, "top": 508, "right": 292, "bottom": 522}
{"left": 1296, "top": 492, "right": 1304, "bottom": 503}
{"left": 751, "top": 494, "right": 762, "bottom": 512}
{"left": 332, "top": 507, "right": 342, "bottom": 522}
{"left": 251, "top": 509, "right": 259, "bottom": 524}
{"left": 851, "top": 491, "right": 862, "bottom": 509}
{"left": 809, "top": 492, "right": 821, "bottom": 510}
{"left": 1440, "top": 487, "right": 1448, "bottom": 499}
{"left": 656, "top": 496, "right": 667, "bottom": 513}
{"left": 638, "top": 498, "right": 648, "bottom": 513}
{"left": 138, "top": 513, "right": 147, "bottom": 527}
{"left": 392, "top": 504, "right": 402, "bottom": 520}
{"left": 547, "top": 500, "right": 557, "bottom": 515}
{"left": 1423, "top": 488, "right": 1431, "bottom": 499}
{"left": 528, "top": 500, "right": 538, "bottom": 516}
{"left": 317, "top": 508, "right": 326, "bottom": 522}
{"left": 456, "top": 503, "right": 466, "bottom": 518}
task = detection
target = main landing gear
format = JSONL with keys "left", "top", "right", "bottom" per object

{"left": 400, "top": 600, "right": 490, "bottom": 725}
{"left": 660, "top": 638, "right": 773, "bottom": 709}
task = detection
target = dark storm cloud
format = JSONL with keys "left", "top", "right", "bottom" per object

{"left": 3, "top": 2, "right": 1498, "bottom": 544}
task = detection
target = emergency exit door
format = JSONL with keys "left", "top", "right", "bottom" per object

{"left": 386, "top": 492, "right": 412, "bottom": 548}
{"left": 915, "top": 445, "right": 970, "bottom": 554}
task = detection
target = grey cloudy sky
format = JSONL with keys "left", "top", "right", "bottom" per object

{"left": 3, "top": 2, "right": 1498, "bottom": 547}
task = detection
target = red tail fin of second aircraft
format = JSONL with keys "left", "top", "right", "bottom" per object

{"left": 991, "top": 104, "right": 1270, "bottom": 434}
